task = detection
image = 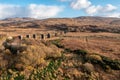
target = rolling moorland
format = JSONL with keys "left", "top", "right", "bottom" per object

{"left": 0, "top": 16, "right": 120, "bottom": 80}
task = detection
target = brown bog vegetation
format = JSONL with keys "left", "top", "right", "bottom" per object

{"left": 0, "top": 17, "right": 120, "bottom": 80}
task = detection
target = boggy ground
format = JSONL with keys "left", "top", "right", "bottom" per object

{"left": 0, "top": 32, "right": 120, "bottom": 80}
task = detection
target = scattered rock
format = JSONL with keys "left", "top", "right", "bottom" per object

{"left": 82, "top": 63, "right": 95, "bottom": 74}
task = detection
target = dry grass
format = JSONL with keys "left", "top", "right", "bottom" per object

{"left": 0, "top": 38, "right": 62, "bottom": 78}
{"left": 61, "top": 32, "right": 120, "bottom": 60}
{"left": 0, "top": 27, "right": 57, "bottom": 36}
{"left": 0, "top": 28, "right": 120, "bottom": 80}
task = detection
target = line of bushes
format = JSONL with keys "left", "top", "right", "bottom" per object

{"left": 86, "top": 54, "right": 120, "bottom": 71}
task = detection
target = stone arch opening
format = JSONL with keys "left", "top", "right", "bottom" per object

{"left": 33, "top": 34, "right": 36, "bottom": 39}
{"left": 26, "top": 35, "right": 30, "bottom": 38}
{"left": 41, "top": 34, "right": 44, "bottom": 39}
{"left": 47, "top": 33, "right": 50, "bottom": 38}
{"left": 18, "top": 35, "right": 22, "bottom": 40}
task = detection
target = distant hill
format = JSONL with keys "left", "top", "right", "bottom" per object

{"left": 0, "top": 16, "right": 120, "bottom": 33}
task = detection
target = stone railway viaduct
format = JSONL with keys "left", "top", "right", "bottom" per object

{"left": 13, "top": 31, "right": 66, "bottom": 40}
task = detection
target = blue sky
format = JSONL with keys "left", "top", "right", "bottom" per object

{"left": 0, "top": 0, "right": 120, "bottom": 19}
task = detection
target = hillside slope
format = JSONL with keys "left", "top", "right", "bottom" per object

{"left": 0, "top": 17, "right": 120, "bottom": 33}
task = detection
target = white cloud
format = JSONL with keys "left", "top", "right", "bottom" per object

{"left": 28, "top": 4, "right": 63, "bottom": 18}
{"left": 68, "top": 0, "right": 119, "bottom": 17}
{"left": 70, "top": 0, "right": 91, "bottom": 10}
{"left": 85, "top": 4, "right": 117, "bottom": 15}
{"left": 105, "top": 12, "right": 120, "bottom": 17}
{"left": 103, "top": 4, "right": 117, "bottom": 12}
{"left": 86, "top": 5, "right": 102, "bottom": 15}
{"left": 0, "top": 4, "right": 27, "bottom": 19}
{"left": 0, "top": 4, "right": 63, "bottom": 19}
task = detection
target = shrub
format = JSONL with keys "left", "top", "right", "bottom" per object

{"left": 10, "top": 44, "right": 27, "bottom": 54}
{"left": 86, "top": 54, "right": 102, "bottom": 63}
{"left": 86, "top": 54, "right": 120, "bottom": 71}
{"left": 14, "top": 74, "right": 25, "bottom": 80}
{"left": 3, "top": 41, "right": 27, "bottom": 55}
{"left": 64, "top": 48, "right": 72, "bottom": 53}
{"left": 50, "top": 39, "right": 64, "bottom": 48}
{"left": 4, "top": 49, "right": 11, "bottom": 55}
{"left": 0, "top": 38, "right": 65, "bottom": 79}
{"left": 101, "top": 56, "right": 120, "bottom": 70}
{"left": 73, "top": 49, "right": 87, "bottom": 56}
{"left": 29, "top": 59, "right": 62, "bottom": 80}
{"left": 1, "top": 70, "right": 25, "bottom": 80}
